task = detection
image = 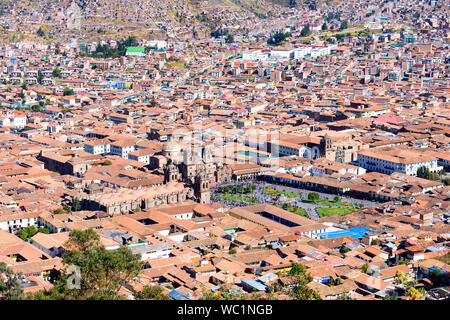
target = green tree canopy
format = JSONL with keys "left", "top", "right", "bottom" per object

{"left": 149, "top": 97, "right": 158, "bottom": 108}
{"left": 37, "top": 27, "right": 46, "bottom": 37}
{"left": 52, "top": 68, "right": 61, "bottom": 78}
{"left": 225, "top": 34, "right": 234, "bottom": 44}
{"left": 135, "top": 285, "right": 170, "bottom": 300}
{"left": 289, "top": 262, "right": 307, "bottom": 276}
{"left": 63, "top": 87, "right": 74, "bottom": 96}
{"left": 307, "top": 192, "right": 320, "bottom": 203}
{"left": 25, "top": 229, "right": 144, "bottom": 300}
{"left": 37, "top": 70, "right": 43, "bottom": 84}
{"left": 339, "top": 20, "right": 348, "bottom": 30}
{"left": 267, "top": 30, "right": 291, "bottom": 46}
{"left": 31, "top": 104, "right": 43, "bottom": 112}
{"left": 361, "top": 263, "right": 369, "bottom": 274}
{"left": 430, "top": 269, "right": 444, "bottom": 287}
{"left": 286, "top": 262, "right": 320, "bottom": 300}
{"left": 300, "top": 25, "right": 311, "bottom": 37}
{"left": 15, "top": 226, "right": 39, "bottom": 241}
{"left": 71, "top": 197, "right": 81, "bottom": 212}
{"left": 0, "top": 263, "right": 23, "bottom": 300}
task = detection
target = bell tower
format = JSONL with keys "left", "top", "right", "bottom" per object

{"left": 202, "top": 145, "right": 213, "bottom": 164}
{"left": 320, "top": 134, "right": 332, "bottom": 158}
{"left": 194, "top": 172, "right": 210, "bottom": 204}
{"left": 182, "top": 148, "right": 196, "bottom": 184}
{"left": 164, "top": 161, "right": 180, "bottom": 183}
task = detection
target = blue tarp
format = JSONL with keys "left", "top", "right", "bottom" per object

{"left": 429, "top": 267, "right": 445, "bottom": 274}
{"left": 317, "top": 227, "right": 373, "bottom": 239}
{"left": 168, "top": 289, "right": 194, "bottom": 300}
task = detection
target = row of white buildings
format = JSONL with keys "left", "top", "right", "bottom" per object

{"left": 242, "top": 44, "right": 338, "bottom": 62}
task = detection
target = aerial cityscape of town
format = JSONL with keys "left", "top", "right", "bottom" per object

{"left": 0, "top": 0, "right": 449, "bottom": 302}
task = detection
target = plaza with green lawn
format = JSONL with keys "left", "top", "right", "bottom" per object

{"left": 263, "top": 188, "right": 301, "bottom": 198}
{"left": 217, "top": 195, "right": 259, "bottom": 204}
{"left": 316, "top": 207, "right": 358, "bottom": 217}
{"left": 277, "top": 204, "right": 308, "bottom": 218}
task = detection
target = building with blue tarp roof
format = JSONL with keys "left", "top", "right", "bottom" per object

{"left": 241, "top": 279, "right": 268, "bottom": 292}
{"left": 317, "top": 227, "right": 373, "bottom": 239}
{"left": 168, "top": 289, "right": 194, "bottom": 300}
{"left": 429, "top": 267, "right": 446, "bottom": 274}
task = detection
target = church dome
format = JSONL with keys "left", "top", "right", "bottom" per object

{"left": 162, "top": 141, "right": 181, "bottom": 153}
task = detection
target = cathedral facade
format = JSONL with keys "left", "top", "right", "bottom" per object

{"left": 154, "top": 141, "right": 231, "bottom": 204}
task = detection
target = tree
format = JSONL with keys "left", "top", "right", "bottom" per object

{"left": 339, "top": 21, "right": 348, "bottom": 30}
{"left": 429, "top": 269, "right": 444, "bottom": 287}
{"left": 52, "top": 208, "right": 66, "bottom": 215}
{"left": 0, "top": 263, "right": 23, "bottom": 300}
{"left": 63, "top": 87, "right": 74, "bottom": 96}
{"left": 416, "top": 166, "right": 430, "bottom": 179}
{"left": 38, "top": 228, "right": 49, "bottom": 234}
{"left": 149, "top": 97, "right": 158, "bottom": 108}
{"left": 289, "top": 262, "right": 307, "bottom": 276}
{"left": 199, "top": 290, "right": 225, "bottom": 300}
{"left": 72, "top": 197, "right": 81, "bottom": 212}
{"left": 52, "top": 68, "right": 61, "bottom": 78}
{"left": 229, "top": 248, "right": 237, "bottom": 254}
{"left": 396, "top": 259, "right": 410, "bottom": 265}
{"left": 62, "top": 204, "right": 72, "bottom": 213}
{"left": 307, "top": 192, "right": 320, "bottom": 203}
{"left": 37, "top": 70, "right": 43, "bottom": 84}
{"left": 26, "top": 229, "right": 144, "bottom": 300}
{"left": 16, "top": 226, "right": 38, "bottom": 241}
{"left": 31, "top": 104, "right": 43, "bottom": 112}
{"left": 102, "top": 160, "right": 112, "bottom": 166}
{"left": 361, "top": 263, "right": 369, "bottom": 274}
{"left": 290, "top": 284, "right": 321, "bottom": 300}
{"left": 37, "top": 27, "right": 46, "bottom": 37}
{"left": 406, "top": 286, "right": 424, "bottom": 300}
{"left": 135, "top": 285, "right": 170, "bottom": 300}
{"left": 300, "top": 25, "right": 311, "bottom": 37}
{"left": 340, "top": 246, "right": 350, "bottom": 254}
{"left": 382, "top": 293, "right": 398, "bottom": 300}
{"left": 16, "top": 230, "right": 28, "bottom": 241}
{"left": 337, "top": 291, "right": 355, "bottom": 300}
{"left": 267, "top": 30, "right": 291, "bottom": 46}
{"left": 394, "top": 270, "right": 409, "bottom": 286}
{"left": 225, "top": 34, "right": 234, "bottom": 44}
{"left": 283, "top": 262, "right": 320, "bottom": 300}
{"left": 322, "top": 22, "right": 328, "bottom": 31}
{"left": 328, "top": 277, "right": 342, "bottom": 286}
{"left": 333, "top": 195, "right": 340, "bottom": 202}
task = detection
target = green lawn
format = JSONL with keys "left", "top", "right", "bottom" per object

{"left": 217, "top": 195, "right": 259, "bottom": 204}
{"left": 317, "top": 207, "right": 356, "bottom": 217}
{"left": 264, "top": 188, "right": 301, "bottom": 198}
{"left": 277, "top": 205, "right": 308, "bottom": 218}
